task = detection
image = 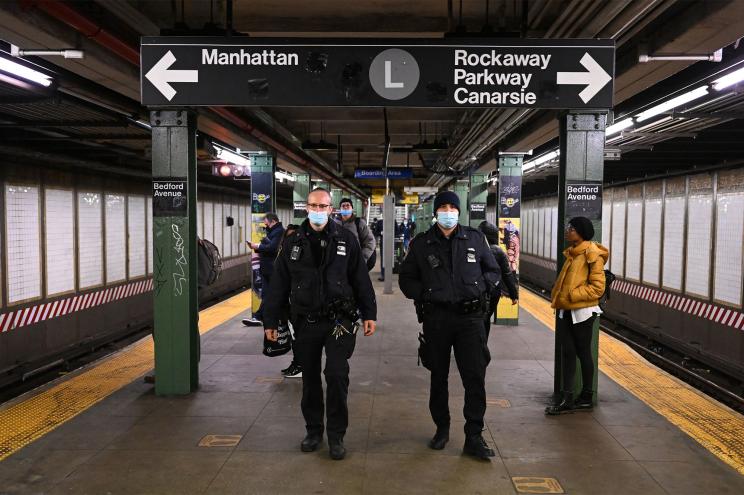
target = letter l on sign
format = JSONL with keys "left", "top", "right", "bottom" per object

{"left": 385, "top": 60, "right": 404, "bottom": 88}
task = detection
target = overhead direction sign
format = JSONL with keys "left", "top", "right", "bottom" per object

{"left": 354, "top": 168, "right": 413, "bottom": 179}
{"left": 141, "top": 37, "right": 614, "bottom": 108}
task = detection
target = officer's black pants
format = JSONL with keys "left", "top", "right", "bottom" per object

{"left": 557, "top": 313, "right": 596, "bottom": 393}
{"left": 292, "top": 318, "right": 357, "bottom": 441}
{"left": 423, "top": 309, "right": 490, "bottom": 437}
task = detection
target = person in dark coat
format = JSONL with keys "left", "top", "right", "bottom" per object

{"left": 478, "top": 221, "right": 519, "bottom": 335}
{"left": 243, "top": 212, "right": 285, "bottom": 326}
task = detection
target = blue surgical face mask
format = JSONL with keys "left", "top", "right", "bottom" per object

{"left": 437, "top": 211, "right": 459, "bottom": 229}
{"left": 308, "top": 210, "right": 329, "bottom": 226}
{"left": 340, "top": 208, "right": 353, "bottom": 217}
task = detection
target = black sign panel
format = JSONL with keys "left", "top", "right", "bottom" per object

{"left": 141, "top": 37, "right": 614, "bottom": 108}
{"left": 293, "top": 201, "right": 308, "bottom": 219}
{"left": 470, "top": 202, "right": 487, "bottom": 220}
{"left": 499, "top": 175, "right": 521, "bottom": 218}
{"left": 153, "top": 178, "right": 187, "bottom": 217}
{"left": 565, "top": 182, "right": 602, "bottom": 221}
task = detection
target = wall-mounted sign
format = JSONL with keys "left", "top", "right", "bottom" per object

{"left": 153, "top": 178, "right": 187, "bottom": 217}
{"left": 400, "top": 192, "right": 419, "bottom": 205}
{"left": 565, "top": 182, "right": 602, "bottom": 220}
{"left": 470, "top": 202, "right": 486, "bottom": 220}
{"left": 371, "top": 188, "right": 386, "bottom": 204}
{"left": 499, "top": 175, "right": 521, "bottom": 218}
{"left": 141, "top": 37, "right": 614, "bottom": 109}
{"left": 293, "top": 201, "right": 307, "bottom": 218}
{"left": 354, "top": 168, "right": 414, "bottom": 179}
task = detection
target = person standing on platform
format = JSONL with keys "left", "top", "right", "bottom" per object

{"left": 478, "top": 221, "right": 519, "bottom": 335}
{"left": 263, "top": 188, "right": 377, "bottom": 460}
{"left": 243, "top": 212, "right": 284, "bottom": 327}
{"left": 336, "top": 197, "right": 377, "bottom": 271}
{"left": 545, "top": 216, "right": 608, "bottom": 415}
{"left": 399, "top": 191, "right": 501, "bottom": 460}
{"left": 377, "top": 218, "right": 385, "bottom": 282}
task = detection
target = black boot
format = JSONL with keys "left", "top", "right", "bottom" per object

{"left": 463, "top": 434, "right": 495, "bottom": 460}
{"left": 545, "top": 392, "right": 574, "bottom": 415}
{"left": 428, "top": 426, "right": 449, "bottom": 450}
{"left": 573, "top": 390, "right": 594, "bottom": 411}
{"left": 300, "top": 432, "right": 323, "bottom": 452}
{"left": 328, "top": 438, "right": 346, "bottom": 460}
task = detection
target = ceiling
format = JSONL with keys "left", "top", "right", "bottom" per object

{"left": 1, "top": 0, "right": 744, "bottom": 199}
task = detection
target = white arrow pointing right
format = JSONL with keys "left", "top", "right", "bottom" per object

{"left": 145, "top": 50, "right": 199, "bottom": 101}
{"left": 557, "top": 52, "right": 611, "bottom": 104}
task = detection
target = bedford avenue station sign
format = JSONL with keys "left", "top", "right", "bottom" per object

{"left": 141, "top": 37, "right": 614, "bottom": 108}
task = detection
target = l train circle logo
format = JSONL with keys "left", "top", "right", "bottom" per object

{"left": 369, "top": 49, "right": 420, "bottom": 100}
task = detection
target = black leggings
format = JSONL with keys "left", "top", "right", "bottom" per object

{"left": 558, "top": 313, "right": 596, "bottom": 394}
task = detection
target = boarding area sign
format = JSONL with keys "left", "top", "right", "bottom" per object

{"left": 141, "top": 37, "right": 614, "bottom": 108}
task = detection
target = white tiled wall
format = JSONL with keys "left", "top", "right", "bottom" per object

{"left": 45, "top": 188, "right": 75, "bottom": 295}
{"left": 6, "top": 185, "right": 41, "bottom": 303}
{"left": 128, "top": 195, "right": 146, "bottom": 278}
{"left": 105, "top": 194, "right": 126, "bottom": 283}
{"left": 714, "top": 192, "right": 744, "bottom": 305}
{"left": 78, "top": 192, "right": 103, "bottom": 288}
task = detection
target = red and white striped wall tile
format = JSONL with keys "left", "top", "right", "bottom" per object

{"left": 0, "top": 256, "right": 251, "bottom": 335}
{"left": 0, "top": 279, "right": 154, "bottom": 334}
{"left": 613, "top": 279, "right": 744, "bottom": 330}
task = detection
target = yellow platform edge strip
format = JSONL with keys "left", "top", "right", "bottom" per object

{"left": 0, "top": 291, "right": 251, "bottom": 462}
{"left": 520, "top": 289, "right": 744, "bottom": 475}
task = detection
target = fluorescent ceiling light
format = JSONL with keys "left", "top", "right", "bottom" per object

{"left": 215, "top": 146, "right": 251, "bottom": 167}
{"left": 523, "top": 149, "right": 559, "bottom": 171}
{"left": 605, "top": 118, "right": 633, "bottom": 137}
{"left": 275, "top": 170, "right": 295, "bottom": 182}
{"left": 0, "top": 57, "right": 52, "bottom": 87}
{"left": 634, "top": 116, "right": 673, "bottom": 132}
{"left": 712, "top": 67, "right": 744, "bottom": 91}
{"left": 636, "top": 86, "right": 709, "bottom": 122}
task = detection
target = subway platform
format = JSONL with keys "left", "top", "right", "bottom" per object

{"left": 1, "top": 278, "right": 743, "bottom": 495}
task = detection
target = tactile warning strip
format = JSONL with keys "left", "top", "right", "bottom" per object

{"left": 521, "top": 289, "right": 744, "bottom": 475}
{"left": 0, "top": 291, "right": 251, "bottom": 462}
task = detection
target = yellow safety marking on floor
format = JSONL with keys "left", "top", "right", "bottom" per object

{"left": 520, "top": 288, "right": 744, "bottom": 475}
{"left": 487, "top": 398, "right": 512, "bottom": 408}
{"left": 0, "top": 291, "right": 251, "bottom": 462}
{"left": 198, "top": 434, "right": 243, "bottom": 447}
{"left": 511, "top": 476, "right": 564, "bottom": 494}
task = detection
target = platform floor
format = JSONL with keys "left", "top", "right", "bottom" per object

{"left": 1, "top": 277, "right": 744, "bottom": 494}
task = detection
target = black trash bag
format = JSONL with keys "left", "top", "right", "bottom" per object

{"left": 263, "top": 321, "right": 291, "bottom": 357}
{"left": 197, "top": 238, "right": 222, "bottom": 287}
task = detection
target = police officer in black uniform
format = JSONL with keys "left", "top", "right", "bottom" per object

{"left": 399, "top": 191, "right": 501, "bottom": 460}
{"left": 263, "top": 188, "right": 377, "bottom": 461}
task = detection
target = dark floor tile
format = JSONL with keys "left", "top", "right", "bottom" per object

{"left": 363, "top": 453, "right": 514, "bottom": 494}
{"left": 0, "top": 449, "right": 96, "bottom": 494}
{"left": 503, "top": 457, "right": 668, "bottom": 495}
{"left": 105, "top": 415, "right": 253, "bottom": 451}
{"left": 605, "top": 425, "right": 705, "bottom": 462}
{"left": 488, "top": 420, "right": 633, "bottom": 461}
{"left": 367, "top": 418, "right": 469, "bottom": 456}
{"left": 205, "top": 451, "right": 366, "bottom": 494}
{"left": 641, "top": 460, "right": 744, "bottom": 494}
{"left": 52, "top": 450, "right": 230, "bottom": 495}
{"left": 147, "top": 391, "right": 272, "bottom": 418}
{"left": 236, "top": 415, "right": 370, "bottom": 453}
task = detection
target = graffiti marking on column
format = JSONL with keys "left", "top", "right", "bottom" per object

{"left": 172, "top": 223, "right": 187, "bottom": 296}
{"left": 154, "top": 246, "right": 167, "bottom": 296}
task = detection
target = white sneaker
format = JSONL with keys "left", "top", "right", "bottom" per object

{"left": 242, "top": 318, "right": 262, "bottom": 327}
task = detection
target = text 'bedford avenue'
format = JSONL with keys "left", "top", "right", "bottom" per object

{"left": 453, "top": 50, "right": 552, "bottom": 105}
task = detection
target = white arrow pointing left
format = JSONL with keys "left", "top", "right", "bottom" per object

{"left": 556, "top": 52, "right": 611, "bottom": 104}
{"left": 145, "top": 51, "right": 199, "bottom": 101}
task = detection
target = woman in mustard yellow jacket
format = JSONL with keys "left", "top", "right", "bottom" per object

{"left": 546, "top": 217, "right": 609, "bottom": 415}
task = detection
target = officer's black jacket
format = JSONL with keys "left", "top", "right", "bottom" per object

{"left": 398, "top": 224, "right": 501, "bottom": 304}
{"left": 262, "top": 218, "right": 377, "bottom": 329}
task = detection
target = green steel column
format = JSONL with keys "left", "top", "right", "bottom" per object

{"left": 555, "top": 111, "right": 607, "bottom": 404}
{"left": 422, "top": 198, "right": 434, "bottom": 226}
{"left": 151, "top": 109, "right": 199, "bottom": 396}
{"left": 468, "top": 174, "right": 488, "bottom": 228}
{"left": 453, "top": 181, "right": 469, "bottom": 225}
{"left": 292, "top": 173, "right": 310, "bottom": 224}
{"left": 250, "top": 155, "right": 276, "bottom": 316}
{"left": 316, "top": 181, "right": 330, "bottom": 192}
{"left": 352, "top": 196, "right": 363, "bottom": 218}
{"left": 331, "top": 188, "right": 343, "bottom": 210}
{"left": 496, "top": 155, "right": 523, "bottom": 326}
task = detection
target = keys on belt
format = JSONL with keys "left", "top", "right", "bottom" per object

{"left": 331, "top": 319, "right": 359, "bottom": 339}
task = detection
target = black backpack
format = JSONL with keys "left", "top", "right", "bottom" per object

{"left": 598, "top": 268, "right": 616, "bottom": 311}
{"left": 354, "top": 217, "right": 376, "bottom": 272}
{"left": 197, "top": 238, "right": 223, "bottom": 287}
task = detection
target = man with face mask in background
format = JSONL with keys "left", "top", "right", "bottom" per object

{"left": 335, "top": 197, "right": 377, "bottom": 271}
{"left": 263, "top": 188, "right": 377, "bottom": 461}
{"left": 399, "top": 191, "right": 501, "bottom": 460}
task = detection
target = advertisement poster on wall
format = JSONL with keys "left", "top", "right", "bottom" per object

{"left": 250, "top": 158, "right": 275, "bottom": 314}
{"left": 497, "top": 173, "right": 521, "bottom": 324}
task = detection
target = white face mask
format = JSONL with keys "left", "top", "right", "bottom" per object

{"left": 437, "top": 211, "right": 459, "bottom": 229}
